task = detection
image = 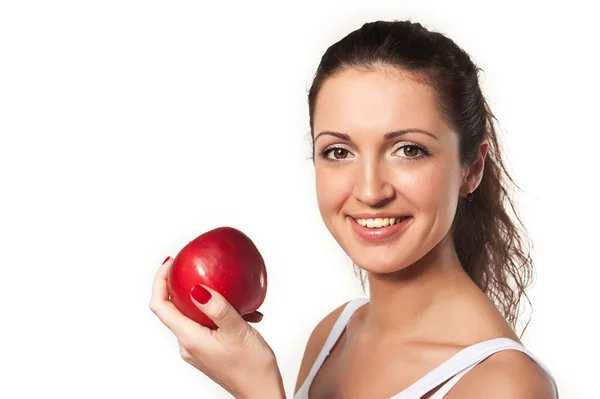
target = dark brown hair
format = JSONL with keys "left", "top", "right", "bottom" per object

{"left": 307, "top": 20, "right": 535, "bottom": 336}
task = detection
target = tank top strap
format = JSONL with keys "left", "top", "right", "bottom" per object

{"left": 294, "top": 298, "right": 369, "bottom": 398}
{"left": 295, "top": 303, "right": 559, "bottom": 399}
{"left": 321, "top": 298, "right": 370, "bottom": 356}
{"left": 391, "top": 337, "right": 559, "bottom": 399}
{"left": 426, "top": 361, "right": 478, "bottom": 399}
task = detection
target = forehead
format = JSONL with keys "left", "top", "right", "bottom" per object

{"left": 313, "top": 68, "right": 449, "bottom": 137}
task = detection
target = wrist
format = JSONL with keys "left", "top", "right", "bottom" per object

{"left": 240, "top": 362, "right": 286, "bottom": 399}
{"left": 239, "top": 381, "right": 286, "bottom": 399}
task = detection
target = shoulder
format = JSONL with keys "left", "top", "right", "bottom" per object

{"left": 294, "top": 300, "right": 352, "bottom": 394}
{"left": 445, "top": 349, "right": 557, "bottom": 399}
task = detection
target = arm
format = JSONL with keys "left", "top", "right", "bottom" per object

{"left": 150, "top": 258, "right": 287, "bottom": 399}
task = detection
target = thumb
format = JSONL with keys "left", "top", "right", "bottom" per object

{"left": 190, "top": 284, "right": 248, "bottom": 335}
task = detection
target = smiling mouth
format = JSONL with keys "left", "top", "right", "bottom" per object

{"left": 351, "top": 216, "right": 410, "bottom": 229}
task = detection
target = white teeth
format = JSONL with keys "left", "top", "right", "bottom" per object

{"left": 354, "top": 217, "right": 406, "bottom": 229}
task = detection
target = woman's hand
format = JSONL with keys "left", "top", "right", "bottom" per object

{"left": 150, "top": 257, "right": 286, "bottom": 399}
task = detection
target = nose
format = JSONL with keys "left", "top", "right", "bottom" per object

{"left": 352, "top": 158, "right": 396, "bottom": 207}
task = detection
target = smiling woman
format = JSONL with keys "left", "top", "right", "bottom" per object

{"left": 293, "top": 20, "right": 559, "bottom": 399}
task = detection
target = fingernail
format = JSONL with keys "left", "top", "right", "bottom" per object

{"left": 162, "top": 256, "right": 171, "bottom": 265}
{"left": 244, "top": 311, "right": 263, "bottom": 323}
{"left": 191, "top": 285, "right": 212, "bottom": 304}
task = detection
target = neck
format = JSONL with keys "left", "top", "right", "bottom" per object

{"left": 362, "top": 233, "right": 476, "bottom": 339}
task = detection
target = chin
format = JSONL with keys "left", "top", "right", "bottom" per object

{"left": 326, "top": 215, "right": 438, "bottom": 275}
{"left": 350, "top": 251, "right": 416, "bottom": 275}
{"left": 340, "top": 235, "right": 435, "bottom": 277}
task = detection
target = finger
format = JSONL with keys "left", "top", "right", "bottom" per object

{"left": 242, "top": 311, "right": 263, "bottom": 324}
{"left": 150, "top": 257, "right": 205, "bottom": 340}
{"left": 190, "top": 284, "right": 250, "bottom": 340}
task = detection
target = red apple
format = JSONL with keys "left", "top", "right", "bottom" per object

{"left": 166, "top": 226, "right": 267, "bottom": 328}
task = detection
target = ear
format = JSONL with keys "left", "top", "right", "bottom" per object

{"left": 460, "top": 141, "right": 489, "bottom": 196}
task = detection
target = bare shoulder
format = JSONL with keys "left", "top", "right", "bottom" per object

{"left": 294, "top": 300, "right": 351, "bottom": 395}
{"left": 446, "top": 349, "right": 557, "bottom": 399}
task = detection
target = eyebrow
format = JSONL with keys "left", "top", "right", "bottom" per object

{"left": 314, "top": 128, "right": 439, "bottom": 142}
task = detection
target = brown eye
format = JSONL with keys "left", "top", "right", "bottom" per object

{"left": 333, "top": 148, "right": 349, "bottom": 159}
{"left": 319, "top": 147, "right": 353, "bottom": 162}
{"left": 402, "top": 145, "right": 421, "bottom": 157}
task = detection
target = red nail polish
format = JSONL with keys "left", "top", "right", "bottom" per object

{"left": 191, "top": 285, "right": 212, "bottom": 304}
{"left": 162, "top": 256, "right": 171, "bottom": 265}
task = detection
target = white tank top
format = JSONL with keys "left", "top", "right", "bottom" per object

{"left": 294, "top": 298, "right": 559, "bottom": 398}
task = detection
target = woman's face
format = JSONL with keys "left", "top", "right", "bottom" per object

{"left": 313, "top": 68, "right": 469, "bottom": 274}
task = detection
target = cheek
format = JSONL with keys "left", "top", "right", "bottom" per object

{"left": 393, "top": 162, "right": 459, "bottom": 213}
{"left": 315, "top": 165, "right": 352, "bottom": 211}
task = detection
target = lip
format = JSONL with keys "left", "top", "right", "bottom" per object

{"left": 347, "top": 215, "right": 412, "bottom": 242}
{"left": 348, "top": 213, "right": 409, "bottom": 219}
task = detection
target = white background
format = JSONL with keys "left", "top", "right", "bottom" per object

{"left": 1, "top": 1, "right": 597, "bottom": 398}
